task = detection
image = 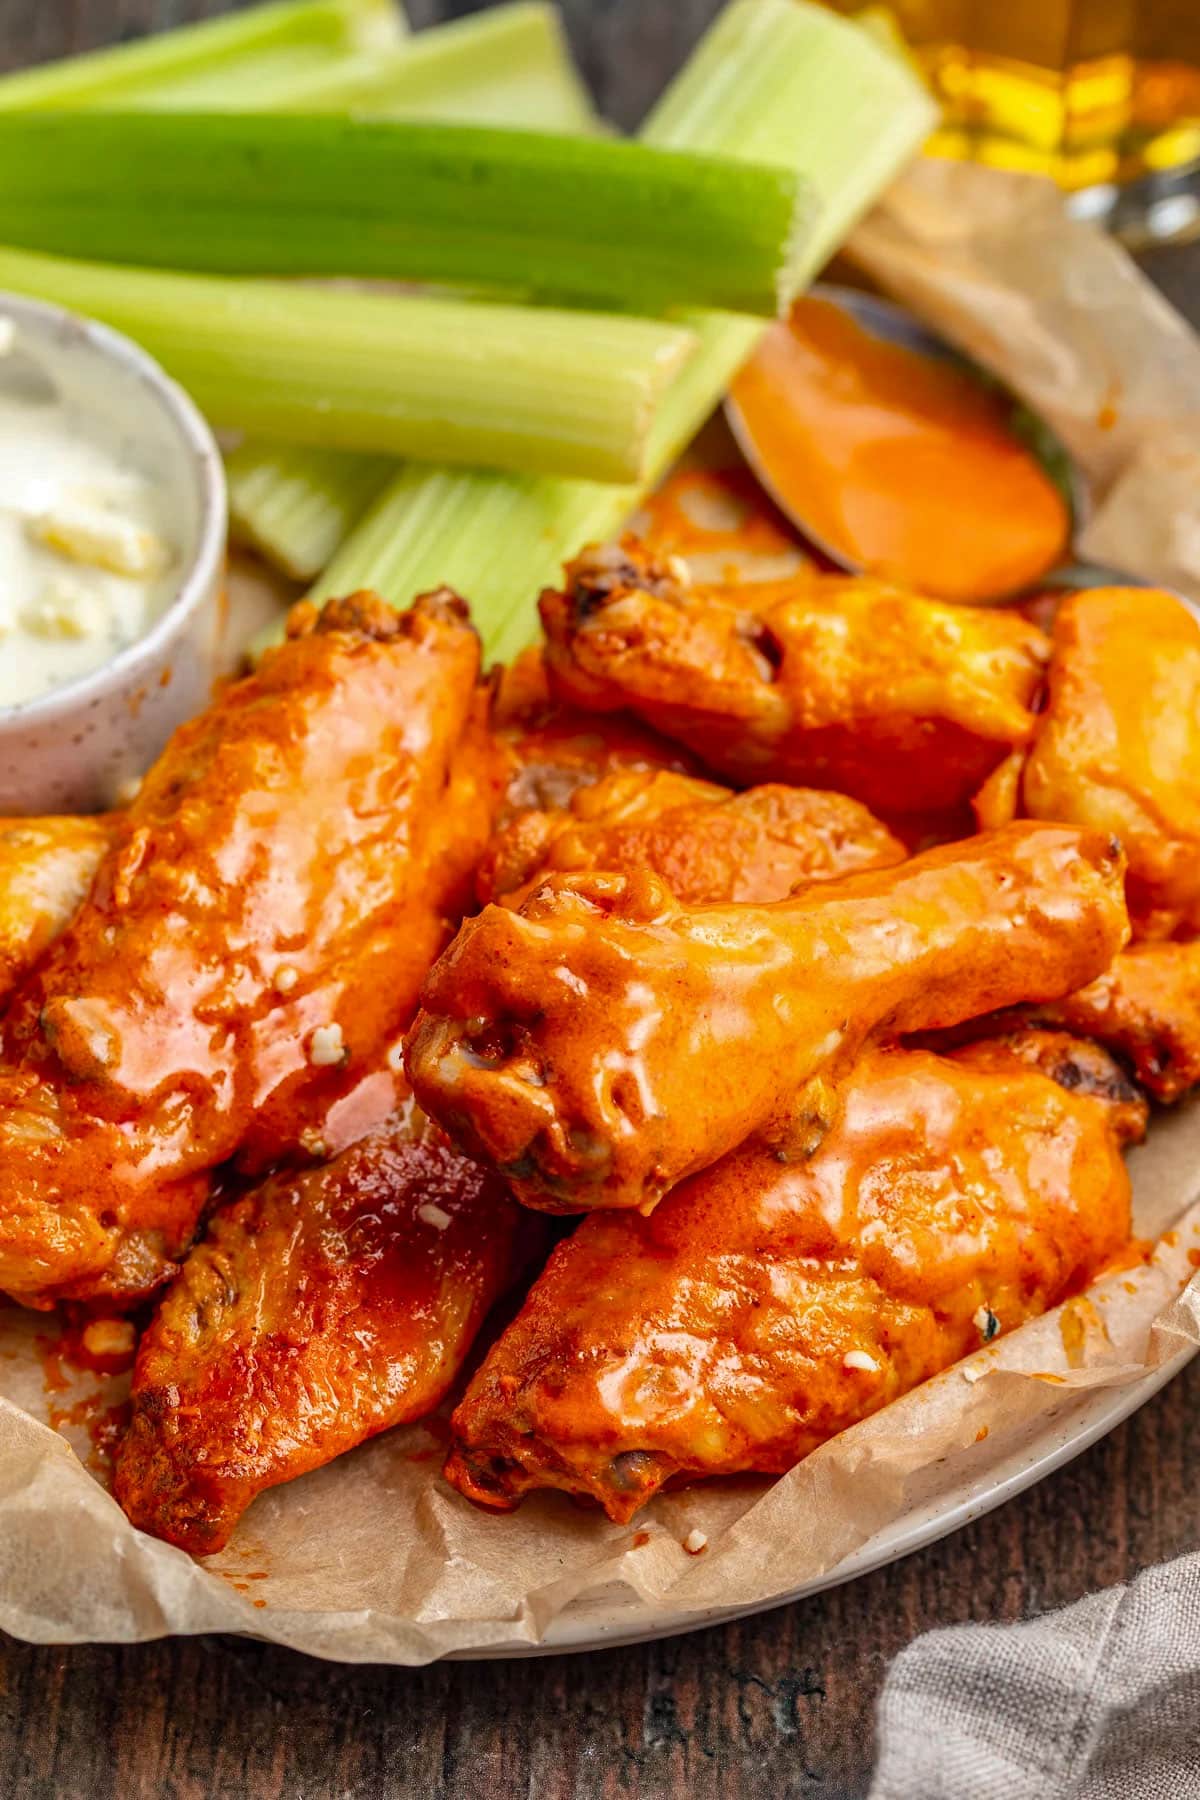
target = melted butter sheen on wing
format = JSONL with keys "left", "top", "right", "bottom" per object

{"left": 445, "top": 1039, "right": 1135, "bottom": 1520}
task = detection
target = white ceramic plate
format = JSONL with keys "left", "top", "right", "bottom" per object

{"left": 453, "top": 1346, "right": 1195, "bottom": 1658}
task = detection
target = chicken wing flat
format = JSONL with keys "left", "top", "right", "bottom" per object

{"left": 0, "top": 590, "right": 488, "bottom": 1309}
{"left": 445, "top": 1036, "right": 1136, "bottom": 1520}
{"left": 406, "top": 823, "right": 1129, "bottom": 1215}
{"left": 1021, "top": 587, "right": 1200, "bottom": 940}
{"left": 115, "top": 1111, "right": 536, "bottom": 1554}
{"left": 477, "top": 767, "right": 905, "bottom": 909}
{"left": 539, "top": 543, "right": 1049, "bottom": 821}
{"left": 0, "top": 814, "right": 112, "bottom": 999}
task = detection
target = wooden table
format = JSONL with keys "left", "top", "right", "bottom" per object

{"left": 2, "top": 7, "right": 1198, "bottom": 1796}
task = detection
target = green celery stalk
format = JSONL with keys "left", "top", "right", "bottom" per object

{"left": 297, "top": 0, "right": 935, "bottom": 660}
{"left": 224, "top": 3, "right": 598, "bottom": 579}
{"left": 225, "top": 443, "right": 394, "bottom": 583}
{"left": 0, "top": 245, "right": 695, "bottom": 481}
{"left": 0, "top": 0, "right": 405, "bottom": 113}
{"left": 0, "top": 113, "right": 812, "bottom": 320}
{"left": 263, "top": 2, "right": 595, "bottom": 131}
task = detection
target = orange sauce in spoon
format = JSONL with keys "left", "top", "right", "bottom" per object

{"left": 730, "top": 296, "right": 1071, "bottom": 602}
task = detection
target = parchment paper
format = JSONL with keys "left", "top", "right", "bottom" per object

{"left": 2, "top": 162, "right": 1200, "bottom": 1664}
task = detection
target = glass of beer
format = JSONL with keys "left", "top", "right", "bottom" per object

{"left": 822, "top": 0, "right": 1200, "bottom": 241}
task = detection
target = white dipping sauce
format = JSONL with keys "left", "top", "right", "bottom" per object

{"left": 0, "top": 319, "right": 179, "bottom": 709}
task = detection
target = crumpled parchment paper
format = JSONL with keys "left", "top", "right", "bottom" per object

{"left": 2, "top": 161, "right": 1199, "bottom": 1665}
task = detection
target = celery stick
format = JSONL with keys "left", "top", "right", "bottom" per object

{"left": 0, "top": 1, "right": 404, "bottom": 113}
{"left": 226, "top": 443, "right": 393, "bottom": 583}
{"left": 265, "top": 2, "right": 595, "bottom": 131}
{"left": 0, "top": 114, "right": 811, "bottom": 320}
{"left": 296, "top": 0, "right": 935, "bottom": 659}
{"left": 0, "top": 245, "right": 695, "bottom": 481}
{"left": 227, "top": 2, "right": 598, "bottom": 577}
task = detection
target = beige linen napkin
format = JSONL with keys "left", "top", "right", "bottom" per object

{"left": 870, "top": 1552, "right": 1200, "bottom": 1798}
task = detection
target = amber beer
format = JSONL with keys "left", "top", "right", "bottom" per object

{"left": 821, "top": 0, "right": 1200, "bottom": 235}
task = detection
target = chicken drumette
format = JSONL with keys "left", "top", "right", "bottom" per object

{"left": 406, "top": 823, "right": 1129, "bottom": 1215}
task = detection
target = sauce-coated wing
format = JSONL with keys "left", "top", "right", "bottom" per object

{"left": 477, "top": 767, "right": 905, "bottom": 908}
{"left": 1022, "top": 588, "right": 1200, "bottom": 940}
{"left": 0, "top": 591, "right": 487, "bottom": 1309}
{"left": 445, "top": 1039, "right": 1134, "bottom": 1520}
{"left": 539, "top": 543, "right": 1049, "bottom": 820}
{"left": 406, "top": 823, "right": 1129, "bottom": 1214}
{"left": 0, "top": 815, "right": 112, "bottom": 998}
{"left": 115, "top": 1115, "right": 535, "bottom": 1554}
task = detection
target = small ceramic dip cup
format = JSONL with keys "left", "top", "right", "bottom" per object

{"left": 0, "top": 291, "right": 226, "bottom": 814}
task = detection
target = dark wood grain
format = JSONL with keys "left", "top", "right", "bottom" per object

{"left": 2, "top": 7, "right": 1200, "bottom": 1798}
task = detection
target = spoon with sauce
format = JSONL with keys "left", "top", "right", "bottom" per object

{"left": 725, "top": 287, "right": 1124, "bottom": 604}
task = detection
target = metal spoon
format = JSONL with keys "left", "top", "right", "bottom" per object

{"left": 724, "top": 283, "right": 1139, "bottom": 599}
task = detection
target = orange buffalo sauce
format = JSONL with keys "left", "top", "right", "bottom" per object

{"left": 730, "top": 296, "right": 1071, "bottom": 602}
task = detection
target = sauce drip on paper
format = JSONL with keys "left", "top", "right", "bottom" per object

{"left": 730, "top": 296, "right": 1071, "bottom": 603}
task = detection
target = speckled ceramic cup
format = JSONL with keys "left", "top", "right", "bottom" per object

{"left": 0, "top": 291, "right": 226, "bottom": 815}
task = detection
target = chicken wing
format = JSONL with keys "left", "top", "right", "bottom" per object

{"left": 406, "top": 823, "right": 1129, "bottom": 1215}
{"left": 0, "top": 814, "right": 112, "bottom": 999}
{"left": 1021, "top": 587, "right": 1200, "bottom": 940}
{"left": 477, "top": 767, "right": 906, "bottom": 909}
{"left": 0, "top": 590, "right": 489, "bottom": 1309}
{"left": 539, "top": 543, "right": 1049, "bottom": 821}
{"left": 115, "top": 1108, "right": 537, "bottom": 1554}
{"left": 445, "top": 1037, "right": 1136, "bottom": 1520}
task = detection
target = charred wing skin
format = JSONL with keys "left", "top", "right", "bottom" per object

{"left": 115, "top": 1122, "right": 536, "bottom": 1555}
{"left": 406, "top": 823, "right": 1129, "bottom": 1215}
{"left": 0, "top": 815, "right": 112, "bottom": 999}
{"left": 0, "top": 590, "right": 485, "bottom": 1309}
{"left": 1022, "top": 588, "right": 1200, "bottom": 941}
{"left": 477, "top": 767, "right": 906, "bottom": 909}
{"left": 445, "top": 1041, "right": 1133, "bottom": 1520}
{"left": 539, "top": 543, "right": 1049, "bottom": 821}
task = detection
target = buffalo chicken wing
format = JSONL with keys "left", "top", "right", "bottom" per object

{"left": 539, "top": 543, "right": 1049, "bottom": 821}
{"left": 406, "top": 823, "right": 1129, "bottom": 1215}
{"left": 446, "top": 1037, "right": 1138, "bottom": 1520}
{"left": 116, "top": 1110, "right": 536, "bottom": 1554}
{"left": 0, "top": 590, "right": 490, "bottom": 1309}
